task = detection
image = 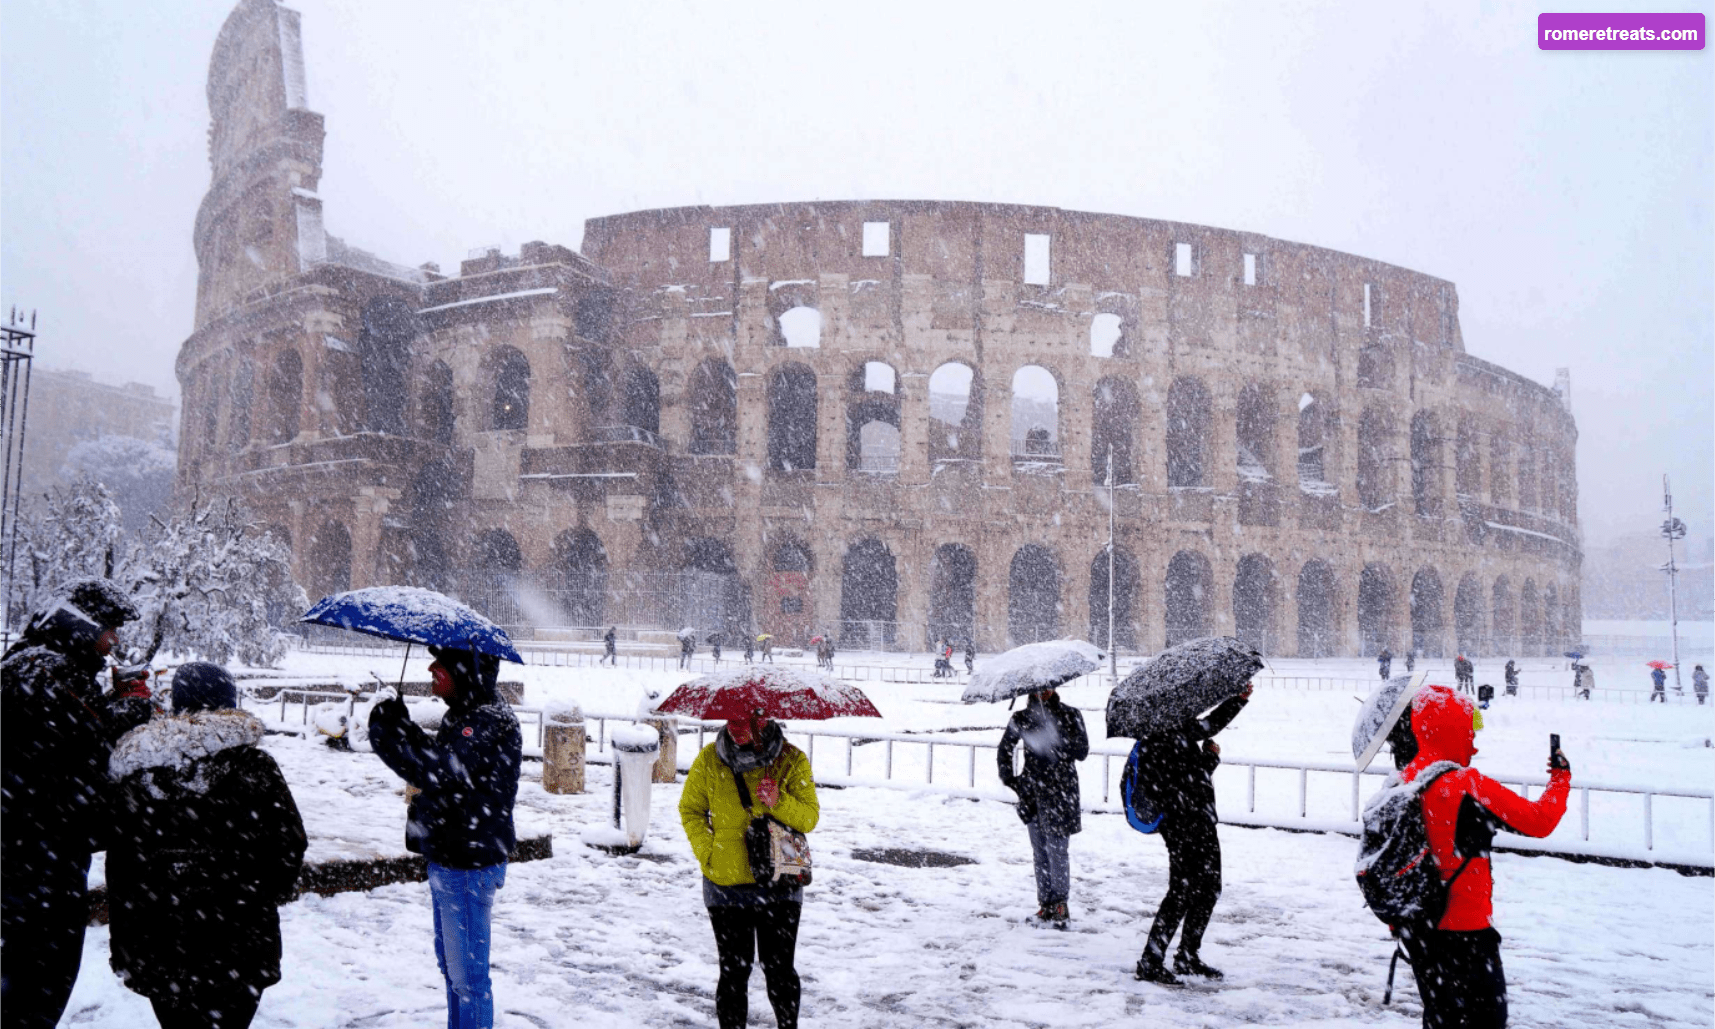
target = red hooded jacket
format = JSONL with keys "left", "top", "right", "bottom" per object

{"left": 1400, "top": 684, "right": 1570, "bottom": 931}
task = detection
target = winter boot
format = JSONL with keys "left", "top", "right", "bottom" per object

{"left": 1034, "top": 906, "right": 1052, "bottom": 922}
{"left": 1050, "top": 901, "right": 1069, "bottom": 929}
{"left": 1134, "top": 954, "right": 1182, "bottom": 986}
{"left": 1173, "top": 951, "right": 1224, "bottom": 979}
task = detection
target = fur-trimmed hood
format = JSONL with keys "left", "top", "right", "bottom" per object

{"left": 109, "top": 709, "right": 266, "bottom": 789}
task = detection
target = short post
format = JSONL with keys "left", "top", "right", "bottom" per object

{"left": 542, "top": 703, "right": 586, "bottom": 795}
{"left": 644, "top": 714, "right": 679, "bottom": 783}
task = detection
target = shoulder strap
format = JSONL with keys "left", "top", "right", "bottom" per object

{"left": 727, "top": 761, "right": 754, "bottom": 813}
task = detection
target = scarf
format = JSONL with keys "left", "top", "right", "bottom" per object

{"left": 715, "top": 720, "right": 785, "bottom": 775}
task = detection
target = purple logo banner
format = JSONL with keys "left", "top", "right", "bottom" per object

{"left": 1539, "top": 12, "right": 1705, "bottom": 50}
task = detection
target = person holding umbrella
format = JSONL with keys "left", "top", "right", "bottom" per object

{"left": 1649, "top": 663, "right": 1668, "bottom": 702}
{"left": 759, "top": 634, "right": 775, "bottom": 664}
{"left": 1378, "top": 647, "right": 1393, "bottom": 680}
{"left": 1504, "top": 659, "right": 1519, "bottom": 696}
{"left": 997, "top": 686, "right": 1089, "bottom": 926}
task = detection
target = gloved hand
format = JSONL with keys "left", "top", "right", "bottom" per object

{"left": 111, "top": 664, "right": 151, "bottom": 700}
{"left": 368, "top": 679, "right": 401, "bottom": 707}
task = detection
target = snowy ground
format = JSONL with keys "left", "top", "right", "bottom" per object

{"left": 58, "top": 651, "right": 1715, "bottom": 1028}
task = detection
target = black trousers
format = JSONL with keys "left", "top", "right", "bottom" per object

{"left": 1, "top": 868, "right": 91, "bottom": 1029}
{"left": 148, "top": 986, "right": 262, "bottom": 1029}
{"left": 1405, "top": 927, "right": 1507, "bottom": 1029}
{"left": 708, "top": 902, "right": 801, "bottom": 1029}
{"left": 1144, "top": 815, "right": 1222, "bottom": 961}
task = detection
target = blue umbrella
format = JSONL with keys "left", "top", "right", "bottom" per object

{"left": 301, "top": 586, "right": 524, "bottom": 664}
{"left": 1563, "top": 650, "right": 1584, "bottom": 660}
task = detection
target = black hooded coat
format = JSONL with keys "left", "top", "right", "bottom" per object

{"left": 367, "top": 649, "right": 523, "bottom": 869}
{"left": 997, "top": 693, "right": 1090, "bottom": 836}
{"left": 1129, "top": 693, "right": 1249, "bottom": 823}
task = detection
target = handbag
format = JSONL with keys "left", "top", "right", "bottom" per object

{"left": 729, "top": 759, "right": 812, "bottom": 887}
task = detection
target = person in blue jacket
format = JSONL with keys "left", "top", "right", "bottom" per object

{"left": 369, "top": 645, "right": 522, "bottom": 1029}
{"left": 1650, "top": 665, "right": 1668, "bottom": 702}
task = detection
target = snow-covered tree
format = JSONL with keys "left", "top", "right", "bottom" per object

{"left": 4, "top": 478, "right": 125, "bottom": 625}
{"left": 60, "top": 435, "right": 176, "bottom": 533}
{"left": 123, "top": 495, "right": 308, "bottom": 667}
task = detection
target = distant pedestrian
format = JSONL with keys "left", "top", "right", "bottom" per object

{"left": 997, "top": 688, "right": 1089, "bottom": 927}
{"left": 106, "top": 663, "right": 307, "bottom": 1029}
{"left": 1455, "top": 654, "right": 1475, "bottom": 694}
{"left": 602, "top": 626, "right": 617, "bottom": 666}
{"left": 760, "top": 635, "right": 775, "bottom": 664}
{"left": 1575, "top": 663, "right": 1595, "bottom": 700}
{"left": 1504, "top": 659, "right": 1519, "bottom": 696}
{"left": 709, "top": 633, "right": 724, "bottom": 666}
{"left": 1377, "top": 648, "right": 1393, "bottom": 680}
{"left": 743, "top": 635, "right": 755, "bottom": 664}
{"left": 1404, "top": 650, "right": 1415, "bottom": 673}
{"left": 1650, "top": 666, "right": 1667, "bottom": 703}
{"left": 964, "top": 641, "right": 975, "bottom": 675}
{"left": 680, "top": 634, "right": 696, "bottom": 670}
{"left": 932, "top": 639, "right": 952, "bottom": 678}
{"left": 1694, "top": 665, "right": 1708, "bottom": 705}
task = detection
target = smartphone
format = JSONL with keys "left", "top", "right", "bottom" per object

{"left": 1549, "top": 733, "right": 1564, "bottom": 769}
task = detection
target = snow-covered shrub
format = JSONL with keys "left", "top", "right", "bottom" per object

{"left": 4, "top": 478, "right": 125, "bottom": 626}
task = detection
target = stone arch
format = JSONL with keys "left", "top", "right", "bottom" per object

{"left": 1411, "top": 410, "right": 1443, "bottom": 517}
{"left": 358, "top": 297, "right": 416, "bottom": 436}
{"left": 1517, "top": 434, "right": 1538, "bottom": 512}
{"left": 1089, "top": 545, "right": 1140, "bottom": 650}
{"left": 406, "top": 458, "right": 463, "bottom": 591}
{"left": 1456, "top": 423, "right": 1481, "bottom": 497}
{"left": 1090, "top": 376, "right": 1139, "bottom": 485}
{"left": 227, "top": 358, "right": 254, "bottom": 451}
{"left": 928, "top": 362, "right": 983, "bottom": 465}
{"left": 765, "top": 533, "right": 813, "bottom": 642}
{"left": 688, "top": 358, "right": 738, "bottom": 455}
{"left": 1455, "top": 573, "right": 1485, "bottom": 656}
{"left": 266, "top": 348, "right": 302, "bottom": 444}
{"left": 1164, "top": 550, "right": 1212, "bottom": 647}
{"left": 847, "top": 361, "right": 902, "bottom": 474}
{"left": 1233, "top": 553, "right": 1278, "bottom": 654}
{"left": 1358, "top": 563, "right": 1396, "bottom": 656}
{"left": 681, "top": 537, "right": 747, "bottom": 638}
{"left": 1296, "top": 559, "right": 1338, "bottom": 658}
{"left": 767, "top": 362, "right": 818, "bottom": 472}
{"left": 1520, "top": 579, "right": 1542, "bottom": 656}
{"left": 554, "top": 528, "right": 608, "bottom": 628}
{"left": 620, "top": 364, "right": 660, "bottom": 439}
{"left": 1357, "top": 407, "right": 1395, "bottom": 511}
{"left": 1491, "top": 577, "right": 1515, "bottom": 656}
{"left": 840, "top": 537, "right": 898, "bottom": 649}
{"left": 929, "top": 543, "right": 978, "bottom": 649}
{"left": 1297, "top": 392, "right": 1332, "bottom": 487}
{"left": 1165, "top": 377, "right": 1212, "bottom": 488}
{"left": 486, "top": 345, "right": 530, "bottom": 431}
{"left": 306, "top": 519, "right": 351, "bottom": 599}
{"left": 1543, "top": 582, "right": 1560, "bottom": 654}
{"left": 420, "top": 360, "right": 455, "bottom": 445}
{"left": 1010, "top": 365, "right": 1060, "bottom": 462}
{"left": 1410, "top": 567, "right": 1445, "bottom": 658}
{"left": 1009, "top": 544, "right": 1061, "bottom": 644}
{"left": 464, "top": 528, "right": 523, "bottom": 626}
{"left": 1489, "top": 431, "right": 1512, "bottom": 505}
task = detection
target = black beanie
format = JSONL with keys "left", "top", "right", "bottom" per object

{"left": 172, "top": 662, "right": 238, "bottom": 713}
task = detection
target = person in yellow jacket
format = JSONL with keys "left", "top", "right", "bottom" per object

{"left": 679, "top": 710, "right": 818, "bottom": 1029}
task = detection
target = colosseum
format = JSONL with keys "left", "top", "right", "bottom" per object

{"left": 175, "top": 0, "right": 1582, "bottom": 659}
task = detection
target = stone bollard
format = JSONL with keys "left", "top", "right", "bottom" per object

{"left": 542, "top": 703, "right": 586, "bottom": 795}
{"left": 644, "top": 714, "right": 678, "bottom": 783}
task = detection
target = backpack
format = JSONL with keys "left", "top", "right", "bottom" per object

{"left": 1355, "top": 761, "right": 1471, "bottom": 932}
{"left": 1119, "top": 740, "right": 1165, "bottom": 834}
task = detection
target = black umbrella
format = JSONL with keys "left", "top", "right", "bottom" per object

{"left": 1105, "top": 636, "right": 1263, "bottom": 739}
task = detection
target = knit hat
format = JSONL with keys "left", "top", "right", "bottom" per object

{"left": 172, "top": 662, "right": 238, "bottom": 713}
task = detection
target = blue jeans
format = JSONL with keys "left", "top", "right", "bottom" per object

{"left": 427, "top": 861, "right": 507, "bottom": 1029}
{"left": 1026, "top": 821, "right": 1070, "bottom": 907}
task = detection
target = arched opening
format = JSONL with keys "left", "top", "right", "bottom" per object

{"left": 555, "top": 528, "right": 608, "bottom": 628}
{"left": 228, "top": 359, "right": 254, "bottom": 451}
{"left": 767, "top": 362, "right": 819, "bottom": 472}
{"left": 406, "top": 458, "right": 462, "bottom": 591}
{"left": 928, "top": 362, "right": 983, "bottom": 466}
{"left": 856, "top": 422, "right": 901, "bottom": 474}
{"left": 266, "top": 348, "right": 302, "bottom": 444}
{"left": 1090, "top": 377, "right": 1139, "bottom": 485}
{"left": 1357, "top": 407, "right": 1394, "bottom": 511}
{"left": 1010, "top": 366, "right": 1060, "bottom": 463}
{"left": 1165, "top": 377, "right": 1211, "bottom": 488}
{"left": 1297, "top": 393, "right": 1330, "bottom": 488}
{"left": 200, "top": 369, "right": 223, "bottom": 454}
{"left": 766, "top": 534, "right": 813, "bottom": 643}
{"left": 1235, "top": 383, "right": 1276, "bottom": 483}
{"left": 1543, "top": 582, "right": 1560, "bottom": 654}
{"left": 464, "top": 528, "right": 523, "bottom": 626}
{"left": 1009, "top": 544, "right": 1061, "bottom": 644}
{"left": 1296, "top": 560, "right": 1337, "bottom": 658}
{"left": 488, "top": 346, "right": 531, "bottom": 431}
{"left": 1233, "top": 554, "right": 1278, "bottom": 653}
{"left": 1358, "top": 564, "right": 1396, "bottom": 656}
{"left": 840, "top": 538, "right": 898, "bottom": 649}
{"left": 778, "top": 305, "right": 822, "bottom": 348}
{"left": 1519, "top": 580, "right": 1541, "bottom": 656}
{"left": 1410, "top": 567, "right": 1445, "bottom": 658}
{"left": 688, "top": 359, "right": 738, "bottom": 456}
{"left": 1489, "top": 433, "right": 1512, "bottom": 505}
{"left": 681, "top": 537, "right": 746, "bottom": 639}
{"left": 1455, "top": 574, "right": 1484, "bottom": 656}
{"left": 1491, "top": 578, "right": 1515, "bottom": 656}
{"left": 929, "top": 544, "right": 977, "bottom": 649}
{"left": 307, "top": 520, "right": 351, "bottom": 599}
{"left": 1517, "top": 437, "right": 1538, "bottom": 512}
{"left": 1088, "top": 545, "right": 1140, "bottom": 650}
{"left": 847, "top": 362, "right": 901, "bottom": 475}
{"left": 1411, "top": 410, "right": 1442, "bottom": 516}
{"left": 621, "top": 365, "right": 660, "bottom": 440}
{"left": 1090, "top": 312, "right": 1123, "bottom": 358}
{"left": 359, "top": 298, "right": 416, "bottom": 436}
{"left": 421, "top": 360, "right": 456, "bottom": 445}
{"left": 1164, "top": 550, "right": 1212, "bottom": 647}
{"left": 1456, "top": 424, "right": 1481, "bottom": 497}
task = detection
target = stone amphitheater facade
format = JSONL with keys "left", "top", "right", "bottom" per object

{"left": 176, "top": 0, "right": 1582, "bottom": 658}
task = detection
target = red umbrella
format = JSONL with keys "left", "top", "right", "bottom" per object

{"left": 1646, "top": 660, "right": 1674, "bottom": 670}
{"left": 657, "top": 667, "right": 881, "bottom": 721}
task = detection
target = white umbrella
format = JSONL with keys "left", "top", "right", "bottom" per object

{"left": 1352, "top": 670, "right": 1429, "bottom": 771}
{"left": 961, "top": 640, "right": 1103, "bottom": 703}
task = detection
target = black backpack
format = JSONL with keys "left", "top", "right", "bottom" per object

{"left": 1355, "top": 760, "right": 1471, "bottom": 932}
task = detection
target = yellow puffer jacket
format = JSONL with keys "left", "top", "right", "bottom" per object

{"left": 678, "top": 741, "right": 819, "bottom": 886}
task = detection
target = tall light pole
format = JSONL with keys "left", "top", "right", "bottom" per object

{"left": 1107, "top": 445, "right": 1117, "bottom": 680}
{"left": 1662, "top": 475, "right": 1686, "bottom": 692}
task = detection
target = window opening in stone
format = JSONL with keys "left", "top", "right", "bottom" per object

{"left": 555, "top": 528, "right": 608, "bottom": 628}
{"left": 1410, "top": 410, "right": 1441, "bottom": 517}
{"left": 228, "top": 359, "right": 254, "bottom": 451}
{"left": 1164, "top": 550, "right": 1211, "bottom": 647}
{"left": 308, "top": 520, "right": 352, "bottom": 598}
{"left": 407, "top": 459, "right": 461, "bottom": 592}
{"left": 1235, "top": 383, "right": 1276, "bottom": 483}
{"left": 465, "top": 528, "right": 523, "bottom": 626}
{"left": 1519, "top": 579, "right": 1541, "bottom": 656}
{"left": 862, "top": 221, "right": 890, "bottom": 258}
{"left": 421, "top": 360, "right": 456, "bottom": 445}
{"left": 1175, "top": 243, "right": 1193, "bottom": 278}
{"left": 1023, "top": 234, "right": 1051, "bottom": 285}
{"left": 863, "top": 361, "right": 896, "bottom": 394}
{"left": 1516, "top": 438, "right": 1537, "bottom": 512}
{"left": 1088, "top": 545, "right": 1139, "bottom": 650}
{"left": 1410, "top": 567, "right": 1444, "bottom": 658}
{"left": 767, "top": 362, "right": 819, "bottom": 472}
{"left": 929, "top": 544, "right": 977, "bottom": 650}
{"left": 1363, "top": 283, "right": 1376, "bottom": 328}
{"left": 1297, "top": 393, "right": 1329, "bottom": 489}
{"left": 1357, "top": 563, "right": 1395, "bottom": 656}
{"left": 1455, "top": 424, "right": 1480, "bottom": 498}
{"left": 1490, "top": 577, "right": 1514, "bottom": 655}
{"left": 846, "top": 362, "right": 901, "bottom": 474}
{"left": 1296, "top": 559, "right": 1336, "bottom": 658}
{"left": 709, "top": 227, "right": 731, "bottom": 262}
{"left": 1233, "top": 554, "right": 1277, "bottom": 653}
{"left": 928, "top": 362, "right": 981, "bottom": 466}
{"left": 1165, "top": 377, "right": 1211, "bottom": 488}
{"left": 621, "top": 365, "right": 661, "bottom": 441}
{"left": 1356, "top": 407, "right": 1393, "bottom": 511}
{"left": 688, "top": 359, "right": 738, "bottom": 456}
{"left": 841, "top": 538, "right": 898, "bottom": 649}
{"left": 1008, "top": 544, "right": 1061, "bottom": 644}
{"left": 1010, "top": 365, "right": 1059, "bottom": 462}
{"left": 1243, "top": 253, "right": 1257, "bottom": 286}
{"left": 778, "top": 305, "right": 822, "bottom": 348}
{"left": 201, "top": 369, "right": 222, "bottom": 453}
{"left": 856, "top": 422, "right": 901, "bottom": 475}
{"left": 681, "top": 537, "right": 749, "bottom": 641}
{"left": 1090, "top": 376, "right": 1138, "bottom": 485}
{"left": 489, "top": 347, "right": 531, "bottom": 431}
{"left": 1543, "top": 583, "right": 1560, "bottom": 654}
{"left": 359, "top": 298, "right": 415, "bottom": 436}
{"left": 1455, "top": 574, "right": 1484, "bottom": 656}
{"left": 1489, "top": 433, "right": 1512, "bottom": 504}
{"left": 267, "top": 348, "right": 302, "bottom": 444}
{"left": 1090, "top": 313, "right": 1123, "bottom": 358}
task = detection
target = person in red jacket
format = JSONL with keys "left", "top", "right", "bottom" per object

{"left": 1398, "top": 684, "right": 1571, "bottom": 1028}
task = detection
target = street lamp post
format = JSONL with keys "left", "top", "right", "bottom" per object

{"left": 1662, "top": 475, "right": 1687, "bottom": 692}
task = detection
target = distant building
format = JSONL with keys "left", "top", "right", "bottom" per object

{"left": 18, "top": 367, "right": 176, "bottom": 495}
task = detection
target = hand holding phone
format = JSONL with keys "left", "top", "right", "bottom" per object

{"left": 1548, "top": 733, "right": 1570, "bottom": 772}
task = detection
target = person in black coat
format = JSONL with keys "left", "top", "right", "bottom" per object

{"left": 1, "top": 578, "right": 150, "bottom": 1028}
{"left": 106, "top": 663, "right": 306, "bottom": 1029}
{"left": 1133, "top": 684, "right": 1253, "bottom": 985}
{"left": 964, "top": 641, "right": 975, "bottom": 675}
{"left": 602, "top": 627, "right": 618, "bottom": 666}
{"left": 997, "top": 688, "right": 1089, "bottom": 925}
{"left": 1504, "top": 659, "right": 1519, "bottom": 696}
{"left": 1377, "top": 648, "right": 1393, "bottom": 680}
{"left": 368, "top": 645, "right": 522, "bottom": 1029}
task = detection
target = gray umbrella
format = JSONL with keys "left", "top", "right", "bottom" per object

{"left": 1352, "top": 670, "right": 1428, "bottom": 771}
{"left": 1105, "top": 636, "right": 1263, "bottom": 739}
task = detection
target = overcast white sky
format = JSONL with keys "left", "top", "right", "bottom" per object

{"left": 2, "top": 0, "right": 1710, "bottom": 545}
